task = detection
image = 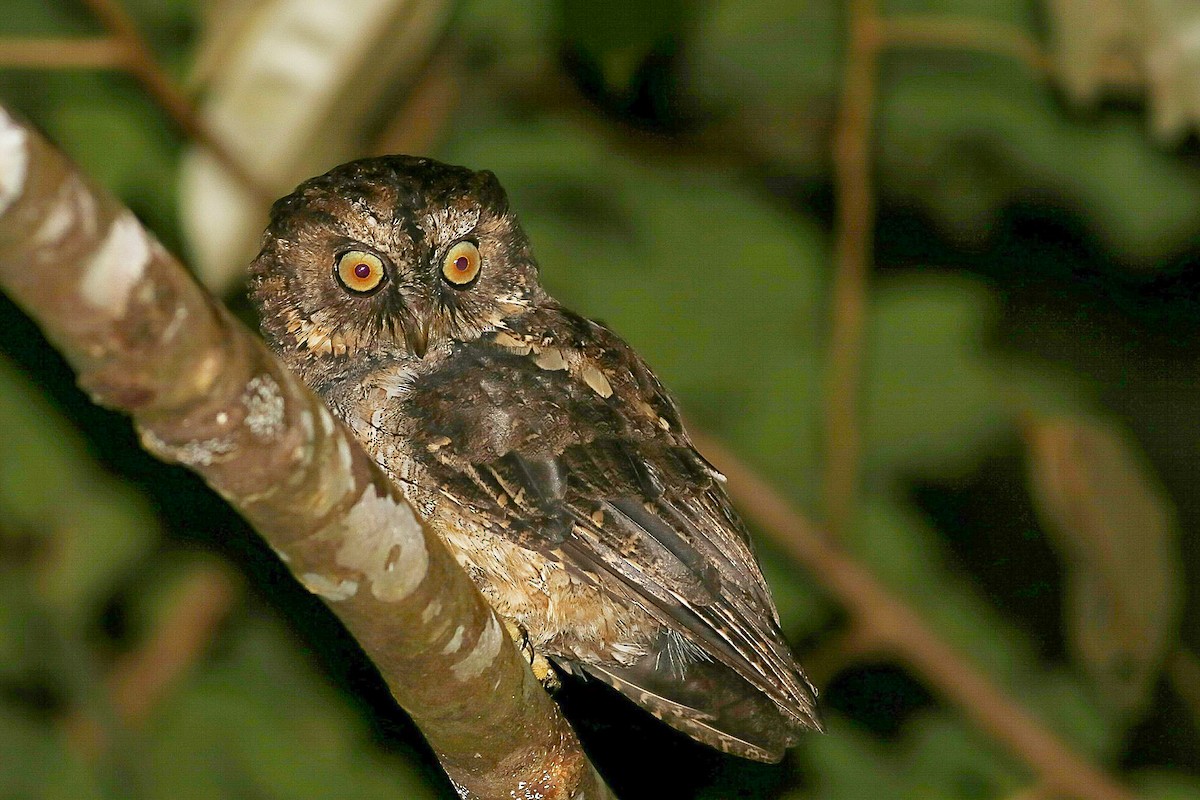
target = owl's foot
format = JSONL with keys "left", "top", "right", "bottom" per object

{"left": 532, "top": 652, "right": 561, "bottom": 692}
{"left": 504, "top": 619, "right": 561, "bottom": 692}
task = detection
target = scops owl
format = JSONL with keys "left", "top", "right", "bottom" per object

{"left": 249, "top": 155, "right": 821, "bottom": 761}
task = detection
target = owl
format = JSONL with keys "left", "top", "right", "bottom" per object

{"left": 249, "top": 155, "right": 821, "bottom": 762}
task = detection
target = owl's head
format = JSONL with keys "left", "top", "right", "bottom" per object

{"left": 250, "top": 156, "right": 542, "bottom": 382}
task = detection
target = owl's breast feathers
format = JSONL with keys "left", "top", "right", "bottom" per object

{"left": 345, "top": 305, "right": 821, "bottom": 761}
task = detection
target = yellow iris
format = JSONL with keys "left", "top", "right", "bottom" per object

{"left": 336, "top": 250, "right": 385, "bottom": 294}
{"left": 442, "top": 241, "right": 481, "bottom": 286}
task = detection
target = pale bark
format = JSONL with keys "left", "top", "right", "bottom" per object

{"left": 0, "top": 105, "right": 611, "bottom": 800}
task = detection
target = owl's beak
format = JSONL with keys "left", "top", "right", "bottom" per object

{"left": 403, "top": 316, "right": 431, "bottom": 359}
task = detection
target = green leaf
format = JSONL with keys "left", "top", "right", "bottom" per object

{"left": 1025, "top": 415, "right": 1184, "bottom": 714}
{"left": 683, "top": 0, "right": 1200, "bottom": 265}
{"left": 0, "top": 355, "right": 157, "bottom": 629}
{"left": 146, "top": 614, "right": 442, "bottom": 800}
{"left": 901, "top": 712, "right": 1024, "bottom": 800}
{"left": 1131, "top": 771, "right": 1200, "bottom": 800}
{"left": 0, "top": 706, "right": 104, "bottom": 800}
{"left": 877, "top": 56, "right": 1200, "bottom": 264}
{"left": 846, "top": 496, "right": 1123, "bottom": 757}
{"left": 756, "top": 540, "right": 833, "bottom": 636}
{"left": 558, "top": 0, "right": 690, "bottom": 90}
{"left": 791, "top": 717, "right": 899, "bottom": 800}
{"left": 682, "top": 0, "right": 841, "bottom": 173}
{"left": 51, "top": 77, "right": 183, "bottom": 241}
{"left": 863, "top": 274, "right": 1007, "bottom": 478}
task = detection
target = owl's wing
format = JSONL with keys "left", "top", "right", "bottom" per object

{"left": 506, "top": 438, "right": 824, "bottom": 762}
{"left": 405, "top": 316, "right": 820, "bottom": 760}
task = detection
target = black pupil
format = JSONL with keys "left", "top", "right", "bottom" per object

{"left": 455, "top": 256, "right": 470, "bottom": 272}
{"left": 354, "top": 263, "right": 371, "bottom": 279}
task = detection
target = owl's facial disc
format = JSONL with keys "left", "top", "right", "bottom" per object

{"left": 330, "top": 247, "right": 433, "bottom": 357}
{"left": 390, "top": 238, "right": 485, "bottom": 358}
{"left": 251, "top": 155, "right": 544, "bottom": 372}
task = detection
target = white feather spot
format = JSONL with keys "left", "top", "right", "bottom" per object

{"left": 451, "top": 614, "right": 503, "bottom": 682}
{"left": 533, "top": 348, "right": 567, "bottom": 371}
{"left": 0, "top": 108, "right": 27, "bottom": 216}
{"left": 161, "top": 304, "right": 189, "bottom": 343}
{"left": 316, "top": 406, "right": 335, "bottom": 436}
{"left": 80, "top": 212, "right": 150, "bottom": 316}
{"left": 421, "top": 599, "right": 442, "bottom": 624}
{"left": 334, "top": 485, "right": 428, "bottom": 602}
{"left": 581, "top": 365, "right": 613, "bottom": 398}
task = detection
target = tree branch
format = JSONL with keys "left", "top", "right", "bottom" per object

{"left": 0, "top": 106, "right": 610, "bottom": 800}
{"left": 0, "top": 37, "right": 129, "bottom": 69}
{"left": 823, "top": 0, "right": 881, "bottom": 539}
{"left": 879, "top": 16, "right": 1055, "bottom": 77}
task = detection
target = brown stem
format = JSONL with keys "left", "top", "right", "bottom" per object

{"left": 106, "top": 562, "right": 241, "bottom": 726}
{"left": 79, "top": 0, "right": 274, "bottom": 205}
{"left": 691, "top": 432, "right": 1136, "bottom": 800}
{"left": 63, "top": 562, "right": 242, "bottom": 758}
{"left": 823, "top": 0, "right": 881, "bottom": 539}
{"left": 0, "top": 107, "right": 609, "bottom": 800}
{"left": 0, "top": 37, "right": 128, "bottom": 69}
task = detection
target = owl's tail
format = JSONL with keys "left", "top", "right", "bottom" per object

{"left": 571, "top": 630, "right": 821, "bottom": 763}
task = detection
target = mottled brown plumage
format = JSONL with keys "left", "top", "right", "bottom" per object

{"left": 249, "top": 155, "right": 821, "bottom": 761}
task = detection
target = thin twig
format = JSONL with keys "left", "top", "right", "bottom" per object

{"left": 822, "top": 0, "right": 881, "bottom": 540}
{"left": 692, "top": 432, "right": 1136, "bottom": 800}
{"left": 0, "top": 37, "right": 128, "bottom": 69}
{"left": 79, "top": 0, "right": 274, "bottom": 205}
{"left": 63, "top": 562, "right": 241, "bottom": 757}
{"left": 107, "top": 562, "right": 241, "bottom": 726}
{"left": 880, "top": 16, "right": 1056, "bottom": 76}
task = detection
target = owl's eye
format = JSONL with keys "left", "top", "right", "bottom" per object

{"left": 335, "top": 250, "right": 386, "bottom": 294}
{"left": 441, "top": 241, "right": 481, "bottom": 287}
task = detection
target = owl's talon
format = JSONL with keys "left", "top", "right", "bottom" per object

{"left": 532, "top": 652, "right": 561, "bottom": 692}
{"left": 504, "top": 619, "right": 560, "bottom": 692}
